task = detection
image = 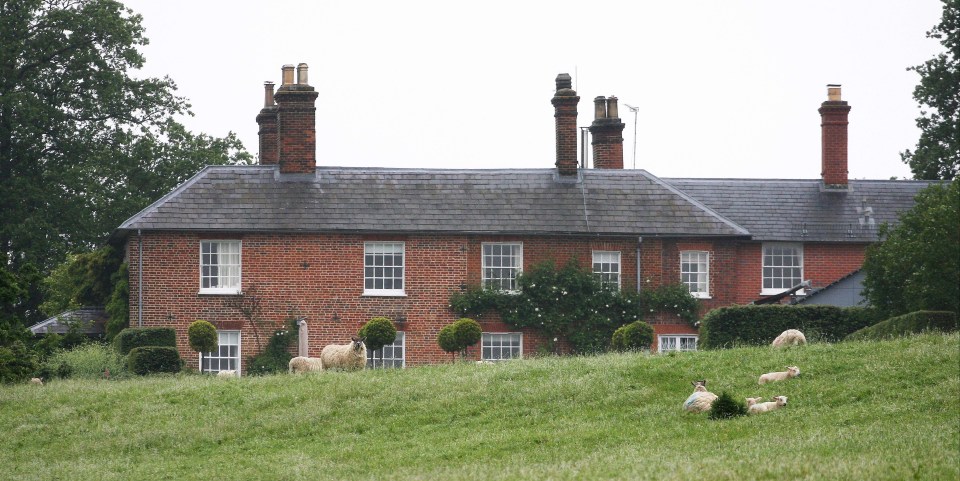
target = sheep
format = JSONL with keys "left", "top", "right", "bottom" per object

{"left": 217, "top": 370, "right": 237, "bottom": 378}
{"left": 758, "top": 366, "right": 801, "bottom": 385}
{"left": 30, "top": 377, "right": 43, "bottom": 386}
{"left": 319, "top": 337, "right": 367, "bottom": 371}
{"left": 745, "top": 396, "right": 764, "bottom": 407}
{"left": 683, "top": 380, "right": 719, "bottom": 413}
{"left": 772, "top": 329, "right": 807, "bottom": 347}
{"left": 748, "top": 395, "right": 788, "bottom": 414}
{"left": 288, "top": 356, "right": 323, "bottom": 374}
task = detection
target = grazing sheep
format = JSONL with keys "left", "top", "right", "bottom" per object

{"left": 319, "top": 337, "right": 367, "bottom": 371}
{"left": 745, "top": 396, "right": 764, "bottom": 407}
{"left": 772, "top": 329, "right": 807, "bottom": 347}
{"left": 217, "top": 370, "right": 237, "bottom": 378}
{"left": 683, "top": 380, "right": 719, "bottom": 413}
{"left": 758, "top": 366, "right": 801, "bottom": 385}
{"left": 288, "top": 356, "right": 323, "bottom": 374}
{"left": 30, "top": 378, "right": 43, "bottom": 386}
{"left": 748, "top": 395, "right": 788, "bottom": 414}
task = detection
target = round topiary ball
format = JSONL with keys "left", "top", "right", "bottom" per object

{"left": 188, "top": 320, "right": 218, "bottom": 354}
{"left": 359, "top": 316, "right": 398, "bottom": 352}
{"left": 437, "top": 323, "right": 458, "bottom": 355}
{"left": 612, "top": 320, "right": 653, "bottom": 351}
{"left": 452, "top": 318, "right": 482, "bottom": 349}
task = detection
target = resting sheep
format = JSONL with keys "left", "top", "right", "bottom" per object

{"left": 745, "top": 396, "right": 764, "bottom": 407}
{"left": 772, "top": 329, "right": 807, "bottom": 347}
{"left": 683, "top": 380, "right": 719, "bottom": 413}
{"left": 748, "top": 395, "right": 788, "bottom": 414}
{"left": 288, "top": 356, "right": 323, "bottom": 374}
{"left": 30, "top": 377, "right": 43, "bottom": 386}
{"left": 319, "top": 337, "right": 367, "bottom": 371}
{"left": 217, "top": 370, "right": 237, "bottom": 378}
{"left": 758, "top": 366, "right": 801, "bottom": 385}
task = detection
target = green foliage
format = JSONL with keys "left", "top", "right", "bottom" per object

{"left": 246, "top": 318, "right": 300, "bottom": 376}
{"left": 187, "top": 320, "right": 218, "bottom": 354}
{"left": 0, "top": 341, "right": 37, "bottom": 384}
{"left": 611, "top": 321, "right": 654, "bottom": 351}
{"left": 358, "top": 317, "right": 398, "bottom": 352}
{"left": 104, "top": 263, "right": 129, "bottom": 340}
{"left": 901, "top": 1, "right": 959, "bottom": 180}
{"left": 450, "top": 259, "right": 699, "bottom": 353}
{"left": 862, "top": 181, "right": 959, "bottom": 317}
{"left": 114, "top": 327, "right": 177, "bottom": 355}
{"left": 127, "top": 346, "right": 182, "bottom": 375}
{"left": 436, "top": 318, "right": 482, "bottom": 359}
{"left": 40, "top": 247, "right": 120, "bottom": 317}
{"left": 41, "top": 343, "right": 128, "bottom": 380}
{"left": 846, "top": 310, "right": 958, "bottom": 341}
{"left": 708, "top": 391, "right": 748, "bottom": 420}
{"left": 437, "top": 324, "right": 458, "bottom": 358}
{"left": 0, "top": 253, "right": 35, "bottom": 347}
{"left": 699, "top": 305, "right": 882, "bottom": 349}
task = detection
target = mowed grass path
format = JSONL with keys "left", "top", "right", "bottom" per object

{"left": 1, "top": 333, "right": 957, "bottom": 480}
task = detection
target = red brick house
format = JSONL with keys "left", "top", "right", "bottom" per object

{"left": 115, "top": 64, "right": 933, "bottom": 373}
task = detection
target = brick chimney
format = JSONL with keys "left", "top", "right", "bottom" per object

{"left": 274, "top": 63, "right": 319, "bottom": 175}
{"left": 589, "top": 96, "right": 625, "bottom": 169}
{"left": 551, "top": 73, "right": 580, "bottom": 176}
{"left": 819, "top": 84, "right": 851, "bottom": 188}
{"left": 255, "top": 81, "right": 278, "bottom": 165}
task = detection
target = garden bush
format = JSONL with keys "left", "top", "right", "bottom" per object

{"left": 846, "top": 310, "right": 958, "bottom": 341}
{"left": 246, "top": 318, "right": 299, "bottom": 376}
{"left": 41, "top": 343, "right": 128, "bottom": 380}
{"left": 709, "top": 391, "right": 748, "bottom": 420}
{"left": 0, "top": 341, "right": 37, "bottom": 384}
{"left": 699, "top": 305, "right": 882, "bottom": 349}
{"left": 611, "top": 320, "right": 654, "bottom": 351}
{"left": 358, "top": 317, "right": 398, "bottom": 352}
{"left": 437, "top": 318, "right": 482, "bottom": 360}
{"left": 127, "top": 346, "right": 182, "bottom": 375}
{"left": 114, "top": 327, "right": 176, "bottom": 355}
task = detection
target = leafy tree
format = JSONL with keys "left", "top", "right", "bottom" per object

{"left": 901, "top": 0, "right": 959, "bottom": 180}
{"left": 862, "top": 181, "right": 959, "bottom": 317}
{"left": 0, "top": 0, "right": 251, "bottom": 323}
{"left": 40, "top": 246, "right": 120, "bottom": 316}
{"left": 104, "top": 262, "right": 129, "bottom": 340}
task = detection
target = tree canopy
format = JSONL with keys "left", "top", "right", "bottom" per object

{"left": 901, "top": 0, "right": 959, "bottom": 180}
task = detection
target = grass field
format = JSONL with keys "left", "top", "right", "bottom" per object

{"left": 1, "top": 333, "right": 957, "bottom": 480}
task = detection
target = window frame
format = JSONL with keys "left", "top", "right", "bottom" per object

{"left": 481, "top": 332, "right": 523, "bottom": 361}
{"left": 680, "top": 250, "right": 711, "bottom": 299}
{"left": 481, "top": 242, "right": 523, "bottom": 292}
{"left": 761, "top": 242, "right": 804, "bottom": 295}
{"left": 363, "top": 241, "right": 406, "bottom": 296}
{"left": 199, "top": 240, "right": 242, "bottom": 295}
{"left": 366, "top": 331, "right": 405, "bottom": 369}
{"left": 592, "top": 250, "right": 622, "bottom": 291}
{"left": 200, "top": 330, "right": 242, "bottom": 374}
{"left": 658, "top": 335, "right": 698, "bottom": 353}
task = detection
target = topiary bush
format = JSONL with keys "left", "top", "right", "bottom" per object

{"left": 114, "top": 327, "right": 177, "bottom": 355}
{"left": 359, "top": 317, "right": 398, "bottom": 352}
{"left": 699, "top": 305, "right": 883, "bottom": 349}
{"left": 610, "top": 320, "right": 654, "bottom": 351}
{"left": 437, "top": 323, "right": 459, "bottom": 360}
{"left": 452, "top": 318, "right": 482, "bottom": 351}
{"left": 709, "top": 391, "right": 748, "bottom": 420}
{"left": 127, "top": 346, "right": 182, "bottom": 375}
{"left": 188, "top": 320, "right": 218, "bottom": 354}
{"left": 846, "top": 310, "right": 958, "bottom": 341}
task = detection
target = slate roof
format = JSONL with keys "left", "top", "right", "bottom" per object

{"left": 29, "top": 307, "right": 107, "bottom": 336}
{"left": 661, "top": 178, "right": 937, "bottom": 242}
{"left": 117, "top": 166, "right": 750, "bottom": 238}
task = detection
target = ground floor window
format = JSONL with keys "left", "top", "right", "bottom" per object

{"left": 367, "top": 332, "right": 405, "bottom": 368}
{"left": 201, "top": 330, "right": 241, "bottom": 374}
{"left": 482, "top": 332, "right": 522, "bottom": 361}
{"left": 658, "top": 335, "right": 698, "bottom": 353}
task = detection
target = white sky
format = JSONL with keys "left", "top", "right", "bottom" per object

{"left": 123, "top": 0, "right": 944, "bottom": 180}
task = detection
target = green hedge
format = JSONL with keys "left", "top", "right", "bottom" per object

{"left": 127, "top": 346, "right": 183, "bottom": 375}
{"left": 699, "top": 305, "right": 882, "bottom": 349}
{"left": 114, "top": 327, "right": 177, "bottom": 355}
{"left": 611, "top": 321, "right": 654, "bottom": 351}
{"left": 846, "top": 311, "right": 958, "bottom": 341}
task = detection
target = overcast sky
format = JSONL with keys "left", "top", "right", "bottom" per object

{"left": 122, "top": 0, "right": 944, "bottom": 180}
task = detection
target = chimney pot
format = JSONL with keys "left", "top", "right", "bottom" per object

{"left": 281, "top": 64, "right": 295, "bottom": 86}
{"left": 555, "top": 73, "right": 572, "bottom": 91}
{"left": 263, "top": 81, "right": 275, "bottom": 107}
{"left": 827, "top": 84, "right": 842, "bottom": 102}
{"left": 594, "top": 96, "right": 607, "bottom": 120}
{"left": 297, "top": 63, "right": 309, "bottom": 85}
{"left": 606, "top": 96, "right": 619, "bottom": 119}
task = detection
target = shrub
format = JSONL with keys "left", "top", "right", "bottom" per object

{"left": 188, "top": 320, "right": 218, "bottom": 354}
{"left": 104, "top": 262, "right": 129, "bottom": 341}
{"left": 437, "top": 323, "right": 458, "bottom": 359}
{"left": 359, "top": 317, "right": 398, "bottom": 352}
{"left": 452, "top": 318, "right": 482, "bottom": 350}
{"left": 42, "top": 343, "right": 128, "bottom": 380}
{"left": 709, "top": 391, "right": 748, "bottom": 420}
{"left": 246, "top": 318, "right": 299, "bottom": 376}
{"left": 846, "top": 310, "right": 958, "bottom": 341}
{"left": 127, "top": 346, "right": 182, "bottom": 375}
{"left": 114, "top": 327, "right": 176, "bottom": 355}
{"left": 699, "top": 305, "right": 882, "bottom": 349}
{"left": 0, "top": 341, "right": 37, "bottom": 384}
{"left": 611, "top": 321, "right": 654, "bottom": 351}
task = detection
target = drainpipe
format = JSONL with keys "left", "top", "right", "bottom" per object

{"left": 636, "top": 237, "right": 643, "bottom": 293}
{"left": 137, "top": 229, "right": 143, "bottom": 327}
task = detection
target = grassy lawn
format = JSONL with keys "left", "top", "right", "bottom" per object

{"left": 1, "top": 333, "right": 957, "bottom": 480}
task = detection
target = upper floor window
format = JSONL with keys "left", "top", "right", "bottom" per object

{"left": 364, "top": 242, "right": 405, "bottom": 296}
{"left": 482, "top": 332, "right": 522, "bottom": 361}
{"left": 762, "top": 243, "right": 803, "bottom": 294}
{"left": 200, "top": 240, "right": 241, "bottom": 294}
{"left": 482, "top": 243, "right": 522, "bottom": 291}
{"left": 592, "top": 251, "right": 621, "bottom": 290}
{"left": 680, "top": 251, "right": 710, "bottom": 298}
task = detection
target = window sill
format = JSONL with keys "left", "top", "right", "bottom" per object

{"left": 198, "top": 288, "right": 242, "bottom": 296}
{"left": 691, "top": 293, "right": 712, "bottom": 300}
{"left": 362, "top": 291, "right": 407, "bottom": 298}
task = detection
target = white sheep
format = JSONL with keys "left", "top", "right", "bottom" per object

{"left": 30, "top": 377, "right": 43, "bottom": 386}
{"left": 758, "top": 366, "right": 801, "bottom": 385}
{"left": 217, "top": 370, "right": 238, "bottom": 378}
{"left": 683, "top": 380, "right": 719, "bottom": 413}
{"left": 745, "top": 396, "right": 764, "bottom": 407}
{"left": 288, "top": 356, "right": 323, "bottom": 374}
{"left": 319, "top": 337, "right": 367, "bottom": 371}
{"left": 772, "top": 329, "right": 807, "bottom": 347}
{"left": 748, "top": 395, "right": 788, "bottom": 414}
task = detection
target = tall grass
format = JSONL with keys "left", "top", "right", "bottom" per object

{"left": 41, "top": 343, "right": 129, "bottom": 380}
{"left": 1, "top": 333, "right": 957, "bottom": 480}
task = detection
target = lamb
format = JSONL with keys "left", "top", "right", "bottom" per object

{"left": 683, "top": 380, "right": 719, "bottom": 413}
{"left": 748, "top": 395, "right": 788, "bottom": 414}
{"left": 319, "top": 337, "right": 367, "bottom": 371}
{"left": 745, "top": 396, "right": 764, "bottom": 407}
{"left": 772, "top": 329, "right": 807, "bottom": 347}
{"left": 217, "top": 370, "right": 237, "bottom": 378}
{"left": 30, "top": 377, "right": 43, "bottom": 386}
{"left": 758, "top": 366, "right": 801, "bottom": 385}
{"left": 288, "top": 356, "right": 323, "bottom": 374}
